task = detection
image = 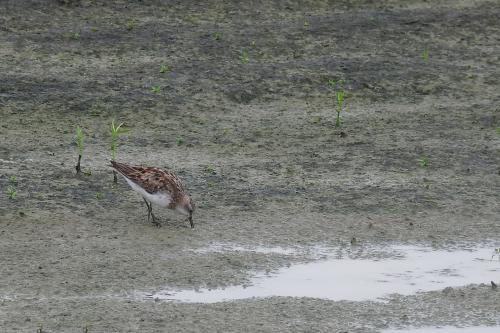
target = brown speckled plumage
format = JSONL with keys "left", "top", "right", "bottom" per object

{"left": 111, "top": 160, "right": 194, "bottom": 228}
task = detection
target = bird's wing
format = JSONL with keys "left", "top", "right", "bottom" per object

{"left": 111, "top": 161, "right": 181, "bottom": 195}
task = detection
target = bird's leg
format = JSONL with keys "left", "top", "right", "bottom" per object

{"left": 143, "top": 199, "right": 151, "bottom": 221}
{"left": 189, "top": 211, "right": 194, "bottom": 229}
{"left": 150, "top": 209, "right": 161, "bottom": 227}
{"left": 143, "top": 199, "right": 161, "bottom": 227}
{"left": 143, "top": 198, "right": 152, "bottom": 222}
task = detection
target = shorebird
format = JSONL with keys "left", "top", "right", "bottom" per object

{"left": 110, "top": 161, "right": 195, "bottom": 228}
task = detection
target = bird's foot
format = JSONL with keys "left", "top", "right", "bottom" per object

{"left": 151, "top": 213, "right": 161, "bottom": 227}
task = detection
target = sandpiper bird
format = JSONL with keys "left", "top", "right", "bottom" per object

{"left": 110, "top": 161, "right": 195, "bottom": 228}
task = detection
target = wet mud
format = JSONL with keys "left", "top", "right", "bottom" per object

{"left": 0, "top": 0, "right": 499, "bottom": 332}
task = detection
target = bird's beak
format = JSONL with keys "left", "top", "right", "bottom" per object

{"left": 189, "top": 212, "right": 194, "bottom": 229}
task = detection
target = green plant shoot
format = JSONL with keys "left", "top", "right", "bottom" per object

{"left": 159, "top": 64, "right": 169, "bottom": 73}
{"left": 126, "top": 20, "right": 135, "bottom": 31}
{"left": 335, "top": 90, "right": 345, "bottom": 127}
{"left": 241, "top": 50, "right": 249, "bottom": 64}
{"left": 327, "top": 79, "right": 336, "bottom": 88}
{"left": 204, "top": 165, "right": 215, "bottom": 174}
{"left": 111, "top": 120, "right": 127, "bottom": 183}
{"left": 418, "top": 156, "right": 428, "bottom": 168}
{"left": 111, "top": 120, "right": 126, "bottom": 161}
{"left": 422, "top": 48, "right": 429, "bottom": 62}
{"left": 7, "top": 185, "right": 16, "bottom": 199}
{"left": 213, "top": 32, "right": 222, "bottom": 40}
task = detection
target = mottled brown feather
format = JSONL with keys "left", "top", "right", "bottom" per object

{"left": 110, "top": 161, "right": 187, "bottom": 203}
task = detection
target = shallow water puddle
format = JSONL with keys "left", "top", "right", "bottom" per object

{"left": 140, "top": 246, "right": 499, "bottom": 303}
{"left": 382, "top": 326, "right": 500, "bottom": 333}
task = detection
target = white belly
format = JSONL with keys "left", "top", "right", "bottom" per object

{"left": 124, "top": 177, "right": 172, "bottom": 207}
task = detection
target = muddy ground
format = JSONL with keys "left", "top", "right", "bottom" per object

{"left": 0, "top": 0, "right": 499, "bottom": 332}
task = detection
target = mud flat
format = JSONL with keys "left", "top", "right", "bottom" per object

{"left": 1, "top": 0, "right": 499, "bottom": 332}
{"left": 383, "top": 327, "right": 500, "bottom": 333}
{"left": 136, "top": 245, "right": 499, "bottom": 303}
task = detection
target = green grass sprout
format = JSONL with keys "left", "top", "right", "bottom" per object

{"left": 240, "top": 50, "right": 249, "bottom": 64}
{"left": 422, "top": 48, "right": 429, "bottom": 62}
{"left": 7, "top": 185, "right": 16, "bottom": 200}
{"left": 335, "top": 90, "right": 345, "bottom": 127}
{"left": 111, "top": 120, "right": 128, "bottom": 183}
{"left": 159, "top": 64, "right": 169, "bottom": 73}
{"left": 418, "top": 156, "right": 429, "bottom": 168}
{"left": 327, "top": 79, "right": 346, "bottom": 127}
{"left": 327, "top": 79, "right": 337, "bottom": 88}
{"left": 126, "top": 20, "right": 135, "bottom": 31}
{"left": 212, "top": 32, "right": 222, "bottom": 41}
{"left": 204, "top": 165, "right": 216, "bottom": 175}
